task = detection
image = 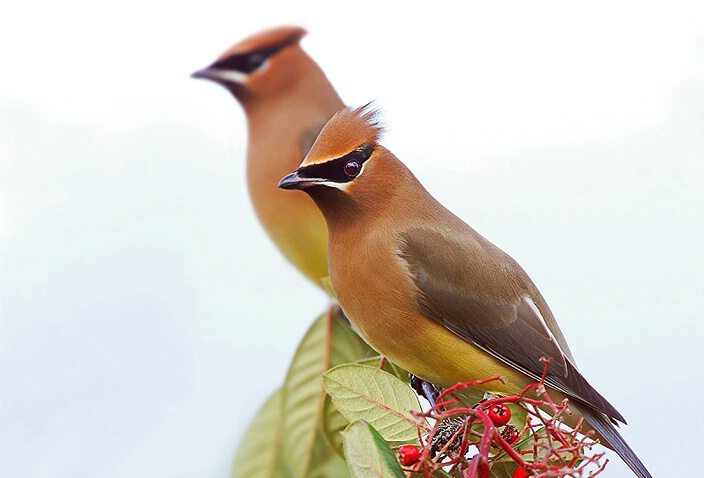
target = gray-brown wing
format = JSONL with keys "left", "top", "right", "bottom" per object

{"left": 398, "top": 227, "right": 624, "bottom": 423}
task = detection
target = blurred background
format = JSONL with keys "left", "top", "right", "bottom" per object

{"left": 1, "top": 1, "right": 702, "bottom": 477}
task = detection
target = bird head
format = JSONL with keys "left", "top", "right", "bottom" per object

{"left": 279, "top": 105, "right": 410, "bottom": 223}
{"left": 192, "top": 26, "right": 309, "bottom": 102}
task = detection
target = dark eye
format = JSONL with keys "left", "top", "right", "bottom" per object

{"left": 211, "top": 45, "right": 280, "bottom": 73}
{"left": 245, "top": 53, "right": 266, "bottom": 70}
{"left": 344, "top": 160, "right": 361, "bottom": 177}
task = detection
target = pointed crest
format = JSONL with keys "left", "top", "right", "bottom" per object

{"left": 216, "top": 26, "right": 307, "bottom": 61}
{"left": 303, "top": 104, "right": 384, "bottom": 166}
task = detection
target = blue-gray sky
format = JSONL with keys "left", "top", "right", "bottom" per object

{"left": 1, "top": 2, "right": 702, "bottom": 477}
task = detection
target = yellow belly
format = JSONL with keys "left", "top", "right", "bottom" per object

{"left": 354, "top": 304, "right": 533, "bottom": 397}
{"left": 246, "top": 132, "right": 330, "bottom": 288}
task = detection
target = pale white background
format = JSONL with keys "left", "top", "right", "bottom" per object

{"left": 1, "top": 1, "right": 702, "bottom": 477}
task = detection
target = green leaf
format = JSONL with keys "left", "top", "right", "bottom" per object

{"left": 321, "top": 276, "right": 337, "bottom": 299}
{"left": 323, "top": 364, "right": 424, "bottom": 442}
{"left": 231, "top": 388, "right": 287, "bottom": 478}
{"left": 342, "top": 421, "right": 405, "bottom": 478}
{"left": 323, "top": 358, "right": 412, "bottom": 457}
{"left": 328, "top": 307, "right": 376, "bottom": 368}
{"left": 307, "top": 431, "right": 351, "bottom": 478}
{"left": 432, "top": 470, "right": 458, "bottom": 478}
{"left": 354, "top": 356, "right": 409, "bottom": 382}
{"left": 322, "top": 392, "right": 349, "bottom": 458}
{"left": 489, "top": 462, "right": 520, "bottom": 478}
{"left": 281, "top": 307, "right": 375, "bottom": 478}
{"left": 317, "top": 452, "right": 352, "bottom": 478}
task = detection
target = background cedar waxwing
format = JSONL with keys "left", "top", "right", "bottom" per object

{"left": 279, "top": 106, "right": 652, "bottom": 478}
{"left": 192, "top": 26, "right": 344, "bottom": 287}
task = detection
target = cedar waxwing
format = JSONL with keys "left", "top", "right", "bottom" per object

{"left": 192, "top": 26, "right": 344, "bottom": 287}
{"left": 278, "top": 106, "right": 651, "bottom": 478}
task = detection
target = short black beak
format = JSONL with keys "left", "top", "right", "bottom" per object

{"left": 191, "top": 66, "right": 216, "bottom": 81}
{"left": 191, "top": 65, "right": 248, "bottom": 89}
{"left": 278, "top": 171, "right": 305, "bottom": 190}
{"left": 278, "top": 171, "right": 321, "bottom": 190}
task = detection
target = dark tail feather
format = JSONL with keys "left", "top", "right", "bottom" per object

{"left": 573, "top": 402, "right": 652, "bottom": 478}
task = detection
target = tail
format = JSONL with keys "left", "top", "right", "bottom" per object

{"left": 573, "top": 401, "right": 652, "bottom": 478}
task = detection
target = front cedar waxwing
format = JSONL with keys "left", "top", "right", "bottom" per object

{"left": 192, "top": 26, "right": 344, "bottom": 287}
{"left": 278, "top": 106, "right": 652, "bottom": 478}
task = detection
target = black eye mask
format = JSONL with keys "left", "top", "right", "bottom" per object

{"left": 297, "top": 144, "right": 374, "bottom": 184}
{"left": 210, "top": 41, "right": 291, "bottom": 73}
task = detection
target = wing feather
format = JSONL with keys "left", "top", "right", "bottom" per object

{"left": 399, "top": 227, "right": 625, "bottom": 423}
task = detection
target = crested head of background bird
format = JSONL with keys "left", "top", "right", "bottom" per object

{"left": 279, "top": 106, "right": 652, "bottom": 478}
{"left": 193, "top": 26, "right": 344, "bottom": 287}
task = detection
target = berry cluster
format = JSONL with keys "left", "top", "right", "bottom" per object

{"left": 394, "top": 361, "right": 606, "bottom": 478}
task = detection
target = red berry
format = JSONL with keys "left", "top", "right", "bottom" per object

{"left": 501, "top": 424, "right": 519, "bottom": 444}
{"left": 512, "top": 466, "right": 530, "bottom": 478}
{"left": 397, "top": 445, "right": 421, "bottom": 466}
{"left": 487, "top": 403, "right": 511, "bottom": 427}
